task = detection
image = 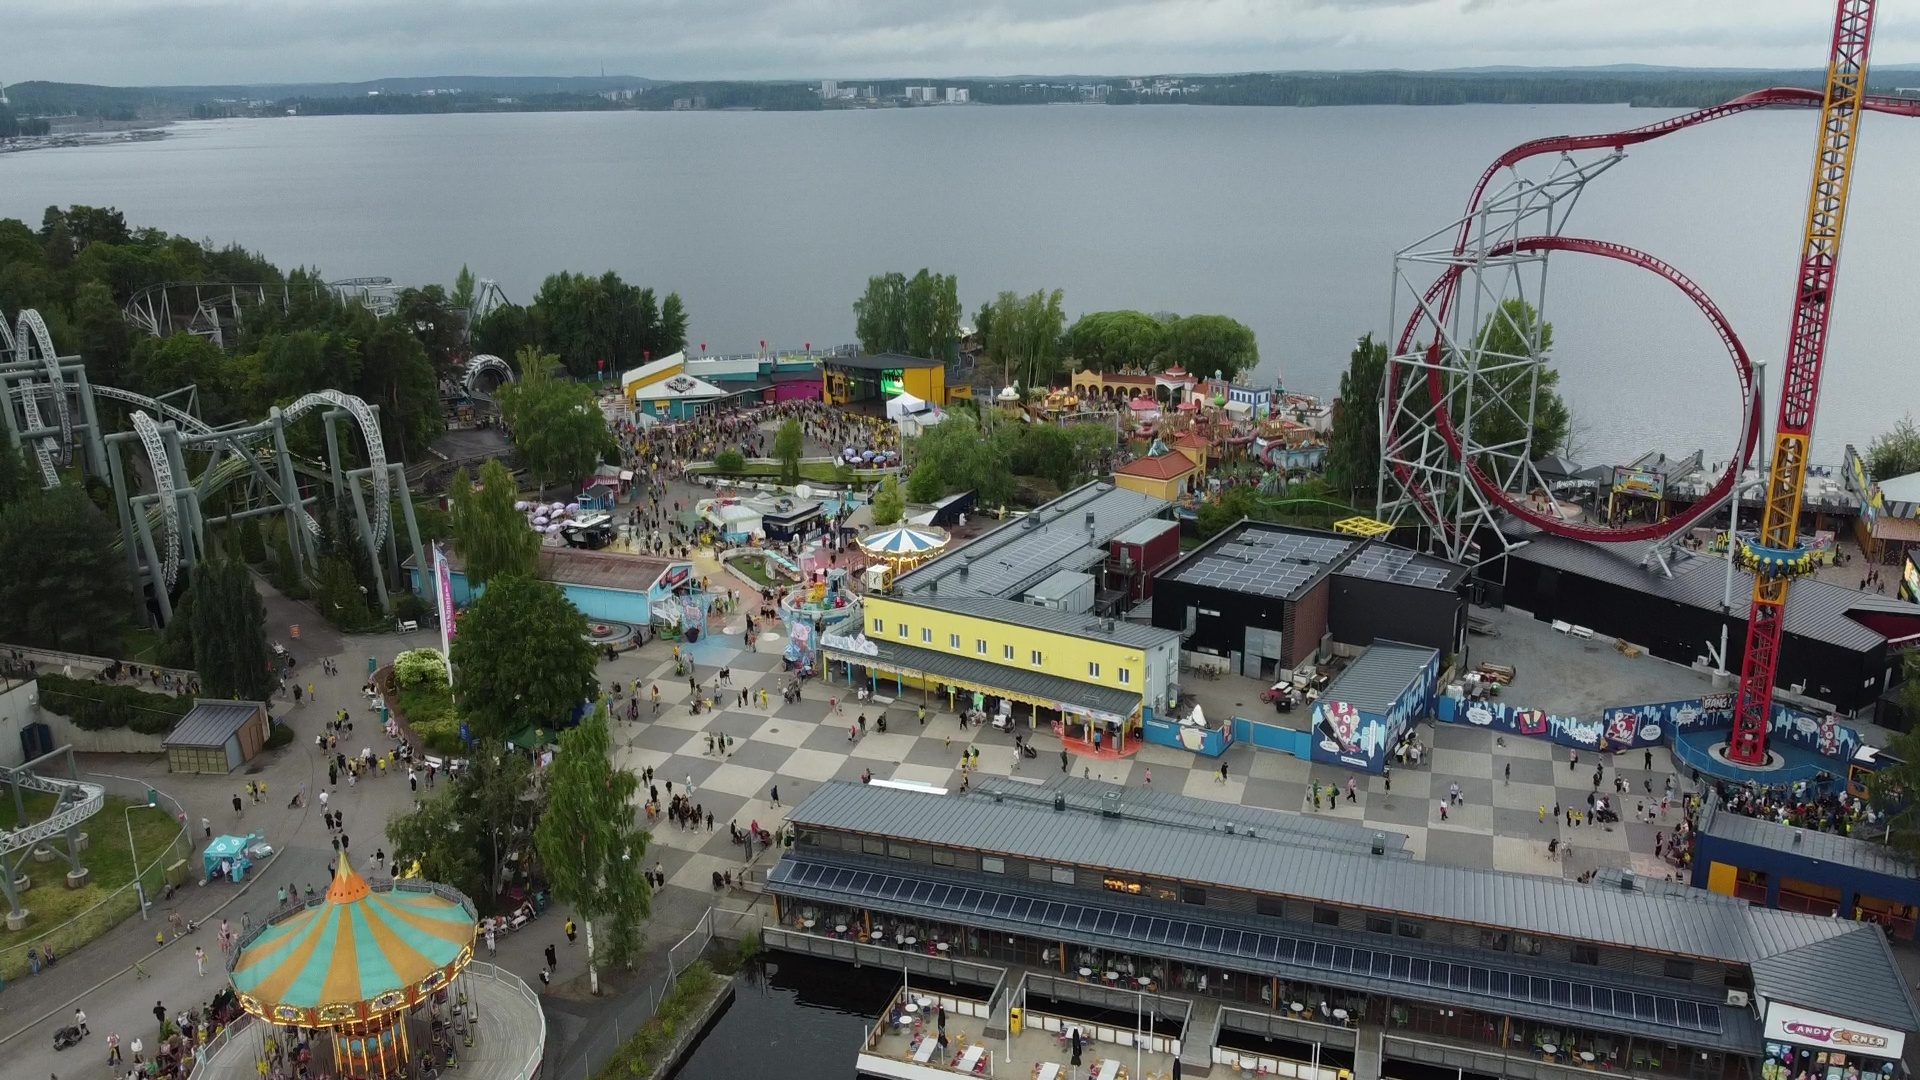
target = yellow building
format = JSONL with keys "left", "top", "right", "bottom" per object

{"left": 821, "top": 483, "right": 1184, "bottom": 744}
{"left": 822, "top": 352, "right": 948, "bottom": 408}
{"left": 1112, "top": 449, "right": 1203, "bottom": 502}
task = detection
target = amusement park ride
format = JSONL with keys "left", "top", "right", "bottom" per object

{"left": 0, "top": 305, "right": 431, "bottom": 625}
{"left": 1378, "top": 0, "right": 1910, "bottom": 765}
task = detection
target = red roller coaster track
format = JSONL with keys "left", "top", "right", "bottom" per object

{"left": 1385, "top": 87, "right": 1920, "bottom": 547}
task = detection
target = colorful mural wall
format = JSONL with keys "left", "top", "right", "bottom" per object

{"left": 1311, "top": 649, "right": 1440, "bottom": 773}
{"left": 1438, "top": 689, "right": 1865, "bottom": 764}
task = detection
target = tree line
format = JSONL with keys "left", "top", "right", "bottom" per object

{"left": 473, "top": 271, "right": 687, "bottom": 381}
{"left": 852, "top": 270, "right": 1260, "bottom": 389}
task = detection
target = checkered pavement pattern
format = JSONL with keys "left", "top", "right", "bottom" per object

{"left": 616, "top": 633, "right": 1688, "bottom": 909}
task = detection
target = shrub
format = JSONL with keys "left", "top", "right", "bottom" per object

{"left": 265, "top": 721, "right": 295, "bottom": 749}
{"left": 393, "top": 592, "right": 431, "bottom": 623}
{"left": 35, "top": 674, "right": 194, "bottom": 735}
{"left": 394, "top": 648, "right": 450, "bottom": 691}
{"left": 714, "top": 449, "right": 747, "bottom": 473}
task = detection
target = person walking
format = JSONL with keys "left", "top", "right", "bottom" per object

{"left": 194, "top": 946, "right": 206, "bottom": 977}
{"left": 544, "top": 943, "right": 557, "bottom": 969}
{"left": 565, "top": 918, "right": 577, "bottom": 945}
{"left": 771, "top": 785, "right": 780, "bottom": 808}
{"left": 1060, "top": 749, "right": 1069, "bottom": 774}
{"left": 1143, "top": 767, "right": 1152, "bottom": 786}
{"left": 1346, "top": 777, "right": 1358, "bottom": 803}
{"left": 1437, "top": 800, "right": 1449, "bottom": 822}
{"left": 1218, "top": 761, "right": 1229, "bottom": 784}
{"left": 107, "top": 1031, "right": 121, "bottom": 1065}
{"left": 485, "top": 925, "right": 497, "bottom": 957}
{"left": 1504, "top": 761, "right": 1511, "bottom": 784}
{"left": 74, "top": 1008, "right": 88, "bottom": 1035}
{"left": 152, "top": 1000, "right": 167, "bottom": 1034}
{"left": 539, "top": 967, "right": 551, "bottom": 989}
{"left": 231, "top": 793, "right": 243, "bottom": 817}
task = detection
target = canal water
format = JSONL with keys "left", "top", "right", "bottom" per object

{"left": 671, "top": 953, "right": 999, "bottom": 1080}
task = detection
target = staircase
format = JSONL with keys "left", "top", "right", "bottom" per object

{"left": 1180, "top": 996, "right": 1220, "bottom": 1077}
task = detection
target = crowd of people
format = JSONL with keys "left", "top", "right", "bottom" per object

{"left": 1715, "top": 778, "right": 1876, "bottom": 836}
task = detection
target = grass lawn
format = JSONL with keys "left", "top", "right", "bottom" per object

{"left": 0, "top": 790, "right": 189, "bottom": 980}
{"left": 728, "top": 555, "right": 781, "bottom": 588}
{"left": 120, "top": 626, "right": 164, "bottom": 664}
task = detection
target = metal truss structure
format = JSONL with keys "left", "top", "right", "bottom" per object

{"left": 1377, "top": 85, "right": 1920, "bottom": 570}
{"left": 0, "top": 748, "right": 105, "bottom": 922}
{"left": 463, "top": 353, "right": 515, "bottom": 399}
{"left": 0, "top": 308, "right": 427, "bottom": 626}
{"left": 123, "top": 277, "right": 400, "bottom": 348}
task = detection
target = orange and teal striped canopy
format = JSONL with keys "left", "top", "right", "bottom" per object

{"left": 230, "top": 856, "right": 474, "bottom": 1023}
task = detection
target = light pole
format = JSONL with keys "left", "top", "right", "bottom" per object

{"left": 126, "top": 788, "right": 160, "bottom": 921}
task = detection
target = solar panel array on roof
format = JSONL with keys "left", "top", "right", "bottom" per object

{"left": 1173, "top": 529, "right": 1357, "bottom": 601}
{"left": 1343, "top": 546, "right": 1455, "bottom": 590}
{"left": 770, "top": 857, "right": 1727, "bottom": 1039}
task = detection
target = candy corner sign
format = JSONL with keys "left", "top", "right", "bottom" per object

{"left": 1764, "top": 1002, "right": 1905, "bottom": 1058}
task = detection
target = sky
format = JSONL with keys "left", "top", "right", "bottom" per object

{"left": 10, "top": 0, "right": 1920, "bottom": 87}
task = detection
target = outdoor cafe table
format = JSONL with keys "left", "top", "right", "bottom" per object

{"left": 1034, "top": 1065, "right": 1061, "bottom": 1080}
{"left": 957, "top": 1046, "right": 986, "bottom": 1073}
{"left": 914, "top": 1037, "right": 940, "bottom": 1064}
{"left": 1096, "top": 1059, "right": 1121, "bottom": 1080}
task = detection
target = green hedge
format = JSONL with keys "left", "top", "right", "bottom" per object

{"left": 592, "top": 962, "right": 720, "bottom": 1080}
{"left": 36, "top": 674, "right": 194, "bottom": 735}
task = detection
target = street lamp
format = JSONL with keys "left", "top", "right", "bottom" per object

{"left": 126, "top": 788, "right": 160, "bottom": 921}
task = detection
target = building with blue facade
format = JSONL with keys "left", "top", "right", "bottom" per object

{"left": 406, "top": 547, "right": 695, "bottom": 627}
{"left": 1308, "top": 641, "right": 1440, "bottom": 774}
{"left": 1691, "top": 790, "right": 1920, "bottom": 939}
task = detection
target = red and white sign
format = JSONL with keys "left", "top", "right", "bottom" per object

{"left": 433, "top": 543, "right": 459, "bottom": 685}
{"left": 1764, "top": 1002, "right": 1905, "bottom": 1058}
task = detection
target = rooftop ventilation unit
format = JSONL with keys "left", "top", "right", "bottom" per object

{"left": 1101, "top": 791, "right": 1122, "bottom": 818}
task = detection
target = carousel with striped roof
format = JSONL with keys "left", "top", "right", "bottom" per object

{"left": 211, "top": 854, "right": 546, "bottom": 1080}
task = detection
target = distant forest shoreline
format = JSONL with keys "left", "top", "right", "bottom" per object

{"left": 6, "top": 69, "right": 1917, "bottom": 125}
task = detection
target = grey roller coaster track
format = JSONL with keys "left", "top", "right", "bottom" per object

{"left": 0, "top": 764, "right": 104, "bottom": 861}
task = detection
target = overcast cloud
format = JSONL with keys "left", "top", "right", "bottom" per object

{"left": 10, "top": 0, "right": 1920, "bottom": 87}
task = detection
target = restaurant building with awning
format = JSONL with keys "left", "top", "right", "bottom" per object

{"left": 840, "top": 482, "right": 1184, "bottom": 757}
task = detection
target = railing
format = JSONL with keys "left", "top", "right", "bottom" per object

{"left": 467, "top": 960, "right": 546, "bottom": 1080}
{"left": 1, "top": 642, "right": 197, "bottom": 681}
{"left": 550, "top": 907, "right": 719, "bottom": 1080}
{"left": 764, "top": 926, "right": 1006, "bottom": 991}
{"left": 1670, "top": 733, "right": 1830, "bottom": 787}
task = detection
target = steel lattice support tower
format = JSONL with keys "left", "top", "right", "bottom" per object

{"left": 1729, "top": 0, "right": 1879, "bottom": 765}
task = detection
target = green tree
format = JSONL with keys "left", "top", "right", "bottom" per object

{"left": 387, "top": 738, "right": 542, "bottom": 903}
{"left": 188, "top": 557, "right": 273, "bottom": 699}
{"left": 1162, "top": 314, "right": 1259, "bottom": 383}
{"left": 396, "top": 284, "right": 466, "bottom": 376}
{"left": 871, "top": 475, "right": 905, "bottom": 526}
{"left": 473, "top": 301, "right": 539, "bottom": 363}
{"left": 0, "top": 483, "right": 135, "bottom": 653}
{"left": 1454, "top": 299, "right": 1572, "bottom": 460}
{"left": 903, "top": 270, "right": 961, "bottom": 360}
{"left": 534, "top": 703, "right": 651, "bottom": 993}
{"left": 313, "top": 553, "right": 376, "bottom": 630}
{"left": 1867, "top": 416, "right": 1920, "bottom": 481}
{"left": 853, "top": 272, "right": 910, "bottom": 354}
{"left": 904, "top": 413, "right": 1014, "bottom": 507}
{"left": 235, "top": 514, "right": 269, "bottom": 564}
{"left": 713, "top": 448, "right": 746, "bottom": 473}
{"left": 449, "top": 460, "right": 539, "bottom": 587}
{"left": 451, "top": 265, "right": 478, "bottom": 323}
{"left": 773, "top": 420, "right": 804, "bottom": 486}
{"left": 496, "top": 347, "right": 613, "bottom": 496}
{"left": 0, "top": 442, "right": 32, "bottom": 512}
{"left": 1067, "top": 310, "right": 1167, "bottom": 372}
{"left": 1325, "top": 334, "right": 1389, "bottom": 497}
{"left": 1868, "top": 661, "right": 1920, "bottom": 858}
{"left": 450, "top": 576, "right": 596, "bottom": 742}
{"left": 659, "top": 293, "right": 689, "bottom": 355}
{"left": 984, "top": 289, "right": 1067, "bottom": 391}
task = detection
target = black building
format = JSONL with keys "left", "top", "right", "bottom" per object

{"left": 1151, "top": 521, "right": 1468, "bottom": 678}
{"left": 1498, "top": 532, "right": 1920, "bottom": 713}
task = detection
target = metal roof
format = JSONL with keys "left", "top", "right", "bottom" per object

{"left": 826, "top": 351, "right": 946, "bottom": 370}
{"left": 165, "top": 700, "right": 263, "bottom": 748}
{"left": 894, "top": 482, "right": 1168, "bottom": 600}
{"left": 884, "top": 594, "right": 1179, "bottom": 650}
{"left": 821, "top": 638, "right": 1142, "bottom": 718}
{"left": 1165, "top": 521, "right": 1362, "bottom": 602}
{"left": 1113, "top": 519, "right": 1179, "bottom": 546}
{"left": 1321, "top": 641, "right": 1438, "bottom": 715}
{"left": 1698, "top": 791, "right": 1919, "bottom": 879}
{"left": 972, "top": 774, "right": 1410, "bottom": 859}
{"left": 786, "top": 782, "right": 1887, "bottom": 970}
{"left": 1508, "top": 530, "right": 1920, "bottom": 652}
{"left": 769, "top": 852, "right": 1757, "bottom": 1053}
{"left": 1750, "top": 925, "right": 1920, "bottom": 1030}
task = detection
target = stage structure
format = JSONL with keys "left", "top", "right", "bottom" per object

{"left": 0, "top": 307, "right": 427, "bottom": 625}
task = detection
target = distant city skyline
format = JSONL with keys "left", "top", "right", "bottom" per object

{"left": 10, "top": 0, "right": 1920, "bottom": 88}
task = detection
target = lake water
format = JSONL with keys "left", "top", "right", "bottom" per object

{"left": 5, "top": 105, "right": 1919, "bottom": 464}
